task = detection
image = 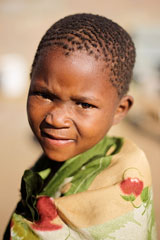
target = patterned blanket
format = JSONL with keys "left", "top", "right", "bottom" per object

{"left": 5, "top": 136, "right": 157, "bottom": 239}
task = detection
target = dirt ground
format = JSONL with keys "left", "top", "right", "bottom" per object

{"left": 0, "top": 95, "right": 159, "bottom": 239}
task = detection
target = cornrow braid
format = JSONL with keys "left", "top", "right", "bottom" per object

{"left": 31, "top": 13, "right": 136, "bottom": 97}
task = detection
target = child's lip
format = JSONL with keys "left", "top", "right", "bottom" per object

{"left": 41, "top": 131, "right": 75, "bottom": 141}
{"left": 41, "top": 130, "right": 75, "bottom": 147}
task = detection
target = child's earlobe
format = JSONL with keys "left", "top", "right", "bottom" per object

{"left": 113, "top": 95, "right": 134, "bottom": 125}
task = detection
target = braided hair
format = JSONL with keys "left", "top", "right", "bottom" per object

{"left": 31, "top": 13, "right": 136, "bottom": 97}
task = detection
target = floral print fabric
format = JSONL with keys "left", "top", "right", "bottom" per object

{"left": 7, "top": 137, "right": 157, "bottom": 239}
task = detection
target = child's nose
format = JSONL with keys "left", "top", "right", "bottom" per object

{"left": 45, "top": 105, "right": 72, "bottom": 129}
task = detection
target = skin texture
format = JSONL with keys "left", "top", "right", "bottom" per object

{"left": 27, "top": 49, "right": 133, "bottom": 161}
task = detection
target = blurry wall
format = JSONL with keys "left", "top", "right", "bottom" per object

{"left": 0, "top": 0, "right": 160, "bottom": 238}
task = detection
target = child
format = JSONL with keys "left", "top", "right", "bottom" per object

{"left": 4, "top": 13, "right": 157, "bottom": 239}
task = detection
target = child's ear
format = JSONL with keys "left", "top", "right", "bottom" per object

{"left": 113, "top": 95, "right": 134, "bottom": 125}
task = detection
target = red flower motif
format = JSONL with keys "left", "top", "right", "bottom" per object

{"left": 32, "top": 196, "right": 62, "bottom": 231}
{"left": 120, "top": 177, "right": 143, "bottom": 196}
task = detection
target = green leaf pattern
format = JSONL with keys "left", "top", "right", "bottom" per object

{"left": 63, "top": 156, "right": 111, "bottom": 196}
{"left": 121, "top": 194, "right": 136, "bottom": 202}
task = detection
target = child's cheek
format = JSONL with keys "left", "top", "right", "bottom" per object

{"left": 76, "top": 110, "right": 110, "bottom": 139}
{"left": 27, "top": 98, "right": 41, "bottom": 131}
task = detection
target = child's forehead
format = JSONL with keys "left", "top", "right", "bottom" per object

{"left": 31, "top": 48, "right": 118, "bottom": 99}
{"left": 34, "top": 47, "right": 111, "bottom": 83}
{"left": 32, "top": 48, "right": 116, "bottom": 92}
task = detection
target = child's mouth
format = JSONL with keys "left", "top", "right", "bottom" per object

{"left": 41, "top": 131, "right": 75, "bottom": 146}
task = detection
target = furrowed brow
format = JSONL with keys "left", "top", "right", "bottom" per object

{"left": 71, "top": 95, "right": 100, "bottom": 103}
{"left": 30, "top": 86, "right": 60, "bottom": 99}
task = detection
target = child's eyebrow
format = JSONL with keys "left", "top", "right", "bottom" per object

{"left": 30, "top": 86, "right": 59, "bottom": 98}
{"left": 31, "top": 85, "right": 100, "bottom": 103}
{"left": 31, "top": 86, "right": 55, "bottom": 95}
{"left": 71, "top": 95, "right": 100, "bottom": 103}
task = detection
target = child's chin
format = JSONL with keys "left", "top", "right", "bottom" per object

{"left": 44, "top": 151, "right": 72, "bottom": 162}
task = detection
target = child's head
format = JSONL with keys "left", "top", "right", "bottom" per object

{"left": 27, "top": 13, "right": 136, "bottom": 161}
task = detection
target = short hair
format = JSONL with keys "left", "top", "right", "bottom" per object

{"left": 31, "top": 13, "right": 136, "bottom": 97}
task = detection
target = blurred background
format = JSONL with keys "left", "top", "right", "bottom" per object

{"left": 0, "top": 0, "right": 160, "bottom": 238}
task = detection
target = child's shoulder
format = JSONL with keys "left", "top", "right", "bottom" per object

{"left": 112, "top": 137, "right": 152, "bottom": 186}
{"left": 89, "top": 136, "right": 152, "bottom": 190}
{"left": 115, "top": 137, "right": 151, "bottom": 180}
{"left": 115, "top": 137, "right": 150, "bottom": 166}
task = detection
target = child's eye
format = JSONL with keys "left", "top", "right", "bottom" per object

{"left": 76, "top": 102, "right": 96, "bottom": 109}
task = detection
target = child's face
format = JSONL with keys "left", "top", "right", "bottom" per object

{"left": 27, "top": 49, "right": 131, "bottom": 161}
